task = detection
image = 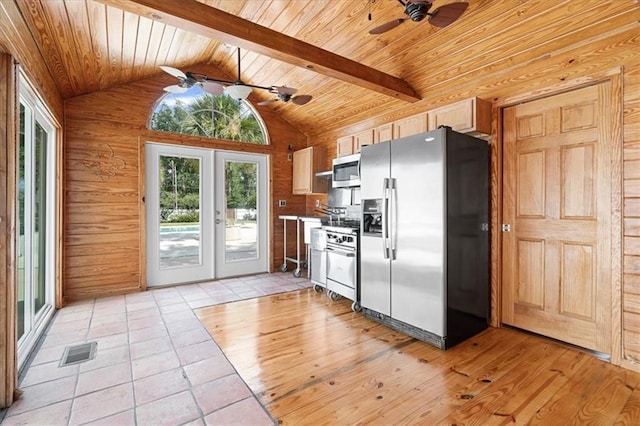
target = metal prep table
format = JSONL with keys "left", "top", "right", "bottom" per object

{"left": 278, "top": 215, "right": 323, "bottom": 278}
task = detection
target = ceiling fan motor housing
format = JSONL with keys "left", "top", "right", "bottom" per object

{"left": 404, "top": 1, "right": 432, "bottom": 22}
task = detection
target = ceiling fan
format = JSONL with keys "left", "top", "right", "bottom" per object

{"left": 369, "top": 0, "right": 468, "bottom": 34}
{"left": 160, "top": 48, "right": 312, "bottom": 105}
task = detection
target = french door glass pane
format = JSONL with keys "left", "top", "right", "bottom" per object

{"left": 17, "top": 103, "right": 26, "bottom": 340}
{"left": 158, "top": 155, "right": 201, "bottom": 268}
{"left": 224, "top": 161, "right": 258, "bottom": 262}
{"left": 34, "top": 122, "right": 47, "bottom": 314}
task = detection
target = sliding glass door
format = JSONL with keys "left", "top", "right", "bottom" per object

{"left": 17, "top": 73, "right": 56, "bottom": 368}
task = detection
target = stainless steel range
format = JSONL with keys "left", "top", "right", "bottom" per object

{"left": 324, "top": 225, "right": 360, "bottom": 312}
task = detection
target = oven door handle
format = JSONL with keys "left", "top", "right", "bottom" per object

{"left": 326, "top": 247, "right": 356, "bottom": 257}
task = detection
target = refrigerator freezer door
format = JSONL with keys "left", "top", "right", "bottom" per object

{"left": 390, "top": 131, "right": 446, "bottom": 337}
{"left": 360, "top": 142, "right": 391, "bottom": 316}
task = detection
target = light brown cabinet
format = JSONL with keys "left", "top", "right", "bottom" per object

{"left": 354, "top": 129, "right": 374, "bottom": 153}
{"left": 336, "top": 129, "right": 374, "bottom": 157}
{"left": 336, "top": 135, "right": 354, "bottom": 157}
{"left": 293, "top": 147, "right": 328, "bottom": 194}
{"left": 428, "top": 97, "right": 491, "bottom": 136}
{"left": 393, "top": 112, "right": 429, "bottom": 139}
{"left": 375, "top": 123, "right": 394, "bottom": 144}
{"left": 337, "top": 97, "right": 491, "bottom": 157}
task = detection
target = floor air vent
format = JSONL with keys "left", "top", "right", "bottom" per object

{"left": 59, "top": 342, "right": 97, "bottom": 367}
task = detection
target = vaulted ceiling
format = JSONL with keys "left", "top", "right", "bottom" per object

{"left": 13, "top": 0, "right": 639, "bottom": 136}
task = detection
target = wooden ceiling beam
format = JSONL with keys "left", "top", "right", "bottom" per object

{"left": 97, "top": 0, "right": 421, "bottom": 102}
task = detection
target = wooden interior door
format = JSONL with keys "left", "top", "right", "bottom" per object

{"left": 502, "top": 82, "right": 612, "bottom": 353}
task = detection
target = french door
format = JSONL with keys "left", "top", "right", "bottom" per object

{"left": 214, "top": 151, "right": 268, "bottom": 278}
{"left": 17, "top": 73, "right": 57, "bottom": 368}
{"left": 145, "top": 143, "right": 268, "bottom": 287}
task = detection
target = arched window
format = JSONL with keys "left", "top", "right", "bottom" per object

{"left": 149, "top": 86, "right": 268, "bottom": 144}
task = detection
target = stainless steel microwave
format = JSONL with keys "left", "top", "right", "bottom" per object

{"left": 332, "top": 153, "right": 360, "bottom": 188}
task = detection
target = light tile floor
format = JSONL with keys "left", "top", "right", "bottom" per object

{"left": 1, "top": 273, "right": 312, "bottom": 425}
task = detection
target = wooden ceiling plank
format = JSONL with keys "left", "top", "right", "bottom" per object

{"left": 154, "top": 25, "right": 177, "bottom": 70}
{"left": 15, "top": 0, "right": 77, "bottom": 97}
{"left": 105, "top": 6, "right": 124, "bottom": 90}
{"left": 369, "top": 1, "right": 575, "bottom": 85}
{"left": 48, "top": 0, "right": 92, "bottom": 94}
{"left": 131, "top": 15, "right": 154, "bottom": 82}
{"left": 222, "top": 1, "right": 296, "bottom": 79}
{"left": 0, "top": 0, "right": 64, "bottom": 112}
{"left": 242, "top": 0, "right": 402, "bottom": 107}
{"left": 243, "top": 0, "right": 333, "bottom": 89}
{"left": 65, "top": 0, "right": 102, "bottom": 93}
{"left": 119, "top": 11, "right": 140, "bottom": 82}
{"left": 307, "top": 23, "right": 640, "bottom": 137}
{"left": 85, "top": 1, "right": 112, "bottom": 91}
{"left": 96, "top": 0, "right": 421, "bottom": 102}
{"left": 401, "top": 1, "right": 640, "bottom": 94}
{"left": 144, "top": 20, "right": 167, "bottom": 71}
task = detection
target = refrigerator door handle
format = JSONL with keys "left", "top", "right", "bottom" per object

{"left": 382, "top": 178, "right": 390, "bottom": 259}
{"left": 390, "top": 178, "right": 397, "bottom": 260}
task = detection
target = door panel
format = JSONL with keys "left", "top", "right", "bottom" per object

{"left": 502, "top": 82, "right": 612, "bottom": 353}
{"left": 214, "top": 151, "right": 268, "bottom": 278}
{"left": 145, "top": 143, "right": 214, "bottom": 286}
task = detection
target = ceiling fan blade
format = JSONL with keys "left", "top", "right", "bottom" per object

{"left": 163, "top": 84, "right": 188, "bottom": 94}
{"left": 369, "top": 18, "right": 406, "bottom": 35}
{"left": 258, "top": 99, "right": 279, "bottom": 106}
{"left": 201, "top": 81, "right": 225, "bottom": 96}
{"left": 292, "top": 95, "right": 312, "bottom": 106}
{"left": 160, "top": 65, "right": 187, "bottom": 80}
{"left": 273, "top": 86, "right": 298, "bottom": 96}
{"left": 428, "top": 2, "right": 468, "bottom": 27}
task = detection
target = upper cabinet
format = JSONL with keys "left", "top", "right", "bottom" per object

{"left": 428, "top": 97, "right": 491, "bottom": 137}
{"left": 336, "top": 97, "right": 491, "bottom": 157}
{"left": 336, "top": 130, "right": 374, "bottom": 157}
{"left": 293, "top": 147, "right": 328, "bottom": 194}
{"left": 394, "top": 112, "right": 429, "bottom": 139}
{"left": 336, "top": 135, "right": 354, "bottom": 157}
{"left": 375, "top": 123, "right": 394, "bottom": 144}
{"left": 354, "top": 129, "right": 374, "bottom": 153}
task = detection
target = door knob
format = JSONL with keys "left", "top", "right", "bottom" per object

{"left": 215, "top": 219, "right": 222, "bottom": 224}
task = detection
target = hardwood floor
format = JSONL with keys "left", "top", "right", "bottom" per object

{"left": 195, "top": 289, "right": 640, "bottom": 425}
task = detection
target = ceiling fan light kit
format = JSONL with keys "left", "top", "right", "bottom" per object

{"left": 161, "top": 48, "right": 312, "bottom": 105}
{"left": 225, "top": 84, "right": 253, "bottom": 100}
{"left": 369, "top": 0, "right": 468, "bottom": 34}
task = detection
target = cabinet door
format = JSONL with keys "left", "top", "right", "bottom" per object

{"left": 292, "top": 147, "right": 312, "bottom": 194}
{"left": 428, "top": 97, "right": 491, "bottom": 136}
{"left": 354, "top": 129, "right": 374, "bottom": 153}
{"left": 336, "top": 135, "right": 354, "bottom": 157}
{"left": 394, "top": 112, "right": 428, "bottom": 139}
{"left": 375, "top": 123, "right": 394, "bottom": 143}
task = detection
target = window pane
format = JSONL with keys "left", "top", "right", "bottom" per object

{"left": 33, "top": 122, "right": 47, "bottom": 314}
{"left": 158, "top": 155, "right": 201, "bottom": 268}
{"left": 17, "top": 103, "right": 26, "bottom": 340}
{"left": 224, "top": 161, "right": 258, "bottom": 262}
{"left": 149, "top": 86, "right": 267, "bottom": 144}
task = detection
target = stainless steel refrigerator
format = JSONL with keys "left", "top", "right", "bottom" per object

{"left": 360, "top": 127, "right": 489, "bottom": 349}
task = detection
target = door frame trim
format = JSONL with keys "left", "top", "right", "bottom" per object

{"left": 490, "top": 67, "right": 624, "bottom": 366}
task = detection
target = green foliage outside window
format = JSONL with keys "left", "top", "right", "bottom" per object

{"left": 149, "top": 87, "right": 267, "bottom": 144}
{"left": 150, "top": 88, "right": 264, "bottom": 225}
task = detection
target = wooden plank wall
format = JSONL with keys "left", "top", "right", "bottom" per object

{"left": 305, "top": 22, "right": 640, "bottom": 368}
{"left": 0, "top": 1, "right": 64, "bottom": 408}
{"left": 63, "top": 66, "right": 307, "bottom": 301}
